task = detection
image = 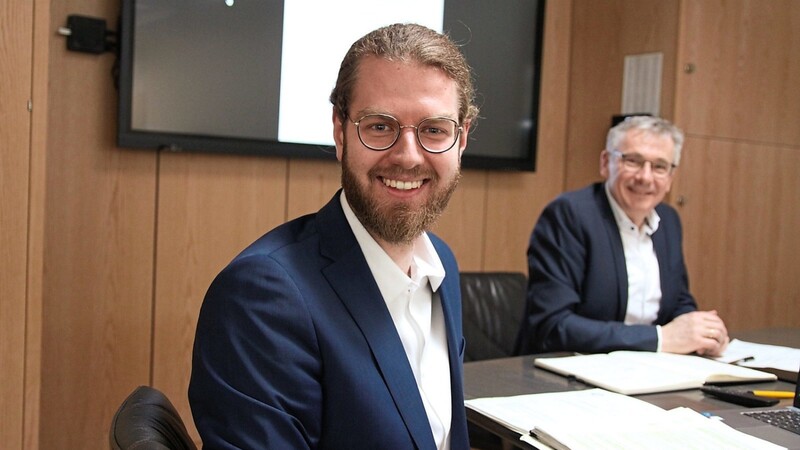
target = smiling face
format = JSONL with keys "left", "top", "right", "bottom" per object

{"left": 600, "top": 130, "right": 676, "bottom": 227}
{"left": 332, "top": 56, "right": 470, "bottom": 245}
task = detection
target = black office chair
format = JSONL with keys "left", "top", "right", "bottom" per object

{"left": 109, "top": 385, "right": 197, "bottom": 450}
{"left": 460, "top": 272, "right": 528, "bottom": 450}
{"left": 460, "top": 271, "right": 528, "bottom": 362}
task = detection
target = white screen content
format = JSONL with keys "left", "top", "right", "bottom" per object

{"left": 278, "top": 0, "right": 444, "bottom": 145}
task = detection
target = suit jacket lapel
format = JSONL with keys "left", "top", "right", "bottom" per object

{"left": 595, "top": 185, "right": 630, "bottom": 321}
{"left": 434, "top": 260, "right": 469, "bottom": 450}
{"left": 317, "top": 192, "right": 437, "bottom": 450}
{"left": 651, "top": 216, "right": 668, "bottom": 273}
{"left": 651, "top": 222, "right": 672, "bottom": 323}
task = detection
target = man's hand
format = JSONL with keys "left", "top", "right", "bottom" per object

{"left": 661, "top": 310, "right": 729, "bottom": 356}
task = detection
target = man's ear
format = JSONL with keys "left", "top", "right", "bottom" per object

{"left": 664, "top": 172, "right": 674, "bottom": 193}
{"left": 599, "top": 150, "right": 610, "bottom": 179}
{"left": 332, "top": 108, "right": 345, "bottom": 161}
{"left": 457, "top": 121, "right": 471, "bottom": 156}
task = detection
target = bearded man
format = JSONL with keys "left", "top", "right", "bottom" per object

{"left": 189, "top": 23, "right": 478, "bottom": 450}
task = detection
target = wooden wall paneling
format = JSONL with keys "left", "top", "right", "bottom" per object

{"left": 677, "top": 0, "right": 800, "bottom": 147}
{"left": 565, "top": 0, "right": 680, "bottom": 192}
{"left": 285, "top": 158, "right": 342, "bottom": 221}
{"left": 153, "top": 152, "right": 288, "bottom": 444}
{"left": 564, "top": 0, "right": 625, "bottom": 191}
{"left": 0, "top": 0, "right": 34, "bottom": 447}
{"left": 617, "top": 0, "right": 678, "bottom": 123}
{"left": 38, "top": 1, "right": 158, "bottom": 448}
{"left": 765, "top": 144, "right": 800, "bottom": 328}
{"left": 481, "top": 171, "right": 545, "bottom": 272}
{"left": 431, "top": 169, "right": 488, "bottom": 271}
{"left": 480, "top": 0, "right": 573, "bottom": 273}
{"left": 674, "top": 137, "right": 800, "bottom": 332}
{"left": 24, "top": 0, "right": 53, "bottom": 446}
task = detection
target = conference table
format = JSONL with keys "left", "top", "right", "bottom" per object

{"left": 463, "top": 328, "right": 800, "bottom": 449}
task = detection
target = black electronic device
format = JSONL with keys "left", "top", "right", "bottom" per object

{"left": 115, "top": 0, "right": 546, "bottom": 171}
{"left": 701, "top": 385, "right": 781, "bottom": 408}
{"left": 62, "top": 15, "right": 116, "bottom": 54}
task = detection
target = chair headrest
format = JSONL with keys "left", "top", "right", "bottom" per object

{"left": 109, "top": 386, "right": 196, "bottom": 450}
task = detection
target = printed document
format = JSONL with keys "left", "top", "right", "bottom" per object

{"left": 466, "top": 389, "right": 786, "bottom": 450}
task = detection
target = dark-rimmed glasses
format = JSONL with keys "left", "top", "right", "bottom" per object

{"left": 349, "top": 114, "right": 462, "bottom": 154}
{"left": 610, "top": 150, "right": 676, "bottom": 178}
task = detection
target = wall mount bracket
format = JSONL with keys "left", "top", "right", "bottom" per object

{"left": 58, "top": 15, "right": 118, "bottom": 54}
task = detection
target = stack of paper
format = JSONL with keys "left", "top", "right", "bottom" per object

{"left": 465, "top": 389, "right": 785, "bottom": 450}
{"left": 715, "top": 339, "right": 800, "bottom": 373}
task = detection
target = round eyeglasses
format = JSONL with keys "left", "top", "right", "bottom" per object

{"left": 349, "top": 114, "right": 462, "bottom": 154}
{"left": 610, "top": 150, "right": 676, "bottom": 178}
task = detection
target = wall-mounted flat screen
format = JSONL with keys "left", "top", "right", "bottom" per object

{"left": 117, "top": 0, "right": 545, "bottom": 171}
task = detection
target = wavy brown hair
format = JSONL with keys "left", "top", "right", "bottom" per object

{"left": 330, "top": 23, "right": 479, "bottom": 127}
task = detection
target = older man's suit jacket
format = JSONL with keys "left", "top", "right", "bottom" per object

{"left": 189, "top": 191, "right": 468, "bottom": 449}
{"left": 514, "top": 183, "right": 698, "bottom": 355}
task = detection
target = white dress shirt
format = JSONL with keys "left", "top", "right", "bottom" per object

{"left": 341, "top": 194, "right": 452, "bottom": 450}
{"left": 605, "top": 187, "right": 664, "bottom": 349}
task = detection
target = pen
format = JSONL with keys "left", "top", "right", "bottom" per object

{"left": 750, "top": 390, "right": 795, "bottom": 399}
{"left": 729, "top": 356, "right": 755, "bottom": 365}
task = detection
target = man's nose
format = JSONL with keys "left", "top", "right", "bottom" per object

{"left": 390, "top": 128, "right": 426, "bottom": 166}
{"left": 635, "top": 161, "right": 655, "bottom": 179}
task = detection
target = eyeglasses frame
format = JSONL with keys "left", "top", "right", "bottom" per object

{"left": 348, "top": 113, "right": 463, "bottom": 154}
{"left": 609, "top": 149, "right": 677, "bottom": 178}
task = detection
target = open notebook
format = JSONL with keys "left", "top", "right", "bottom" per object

{"left": 713, "top": 367, "right": 800, "bottom": 450}
{"left": 534, "top": 351, "right": 777, "bottom": 395}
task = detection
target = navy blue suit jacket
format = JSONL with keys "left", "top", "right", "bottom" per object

{"left": 514, "top": 183, "right": 697, "bottom": 354}
{"left": 189, "top": 191, "right": 469, "bottom": 449}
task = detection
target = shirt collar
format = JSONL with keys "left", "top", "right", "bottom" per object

{"left": 604, "top": 184, "right": 660, "bottom": 236}
{"left": 339, "top": 192, "right": 445, "bottom": 292}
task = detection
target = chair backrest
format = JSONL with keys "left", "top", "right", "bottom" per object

{"left": 460, "top": 271, "right": 528, "bottom": 362}
{"left": 110, "top": 385, "right": 197, "bottom": 450}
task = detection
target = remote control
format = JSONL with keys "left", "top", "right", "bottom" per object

{"left": 700, "top": 385, "right": 780, "bottom": 407}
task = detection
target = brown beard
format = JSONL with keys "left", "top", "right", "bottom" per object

{"left": 341, "top": 143, "right": 461, "bottom": 245}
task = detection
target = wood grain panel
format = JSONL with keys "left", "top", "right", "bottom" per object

{"left": 431, "top": 168, "right": 488, "bottom": 271}
{"left": 673, "top": 137, "right": 800, "bottom": 332}
{"left": 481, "top": 0, "right": 573, "bottom": 273}
{"left": 0, "top": 0, "right": 33, "bottom": 447}
{"left": 153, "top": 152, "right": 288, "bottom": 443}
{"left": 618, "top": 0, "right": 678, "bottom": 122}
{"left": 565, "top": 0, "right": 626, "bottom": 191}
{"left": 566, "top": 0, "right": 680, "bottom": 192}
{"left": 677, "top": 0, "right": 800, "bottom": 146}
{"left": 38, "top": 2, "right": 157, "bottom": 449}
{"left": 24, "top": 0, "right": 52, "bottom": 447}
{"left": 286, "top": 158, "right": 341, "bottom": 220}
